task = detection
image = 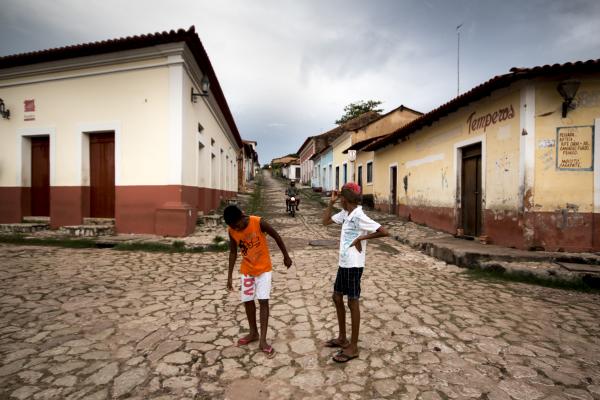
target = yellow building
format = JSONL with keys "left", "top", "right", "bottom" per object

{"left": 0, "top": 27, "right": 243, "bottom": 236}
{"left": 330, "top": 111, "right": 383, "bottom": 190}
{"left": 364, "top": 59, "right": 600, "bottom": 252}
{"left": 342, "top": 105, "right": 422, "bottom": 196}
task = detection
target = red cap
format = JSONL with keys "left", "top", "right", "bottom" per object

{"left": 342, "top": 182, "right": 361, "bottom": 194}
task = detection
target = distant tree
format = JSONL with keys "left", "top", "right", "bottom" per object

{"left": 335, "top": 100, "right": 383, "bottom": 125}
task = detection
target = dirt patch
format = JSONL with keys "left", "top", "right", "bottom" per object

{"left": 308, "top": 239, "right": 338, "bottom": 247}
{"left": 225, "top": 378, "right": 266, "bottom": 400}
{"left": 273, "top": 237, "right": 309, "bottom": 250}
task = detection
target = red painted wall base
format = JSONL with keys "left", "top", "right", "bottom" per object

{"left": 0, "top": 185, "right": 236, "bottom": 237}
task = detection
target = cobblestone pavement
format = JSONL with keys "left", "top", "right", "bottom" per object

{"left": 1, "top": 172, "right": 600, "bottom": 400}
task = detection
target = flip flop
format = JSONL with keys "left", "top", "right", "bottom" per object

{"left": 261, "top": 345, "right": 276, "bottom": 359}
{"left": 324, "top": 339, "right": 349, "bottom": 348}
{"left": 237, "top": 336, "right": 258, "bottom": 346}
{"left": 332, "top": 352, "right": 359, "bottom": 363}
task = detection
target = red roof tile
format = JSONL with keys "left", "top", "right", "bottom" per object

{"left": 365, "top": 57, "right": 600, "bottom": 151}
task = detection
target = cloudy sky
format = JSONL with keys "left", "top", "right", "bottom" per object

{"left": 1, "top": 0, "right": 599, "bottom": 163}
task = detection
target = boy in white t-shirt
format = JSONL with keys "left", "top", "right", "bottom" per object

{"left": 322, "top": 182, "right": 388, "bottom": 363}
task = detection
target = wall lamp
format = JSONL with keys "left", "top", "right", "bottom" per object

{"left": 191, "top": 75, "right": 210, "bottom": 103}
{"left": 0, "top": 98, "right": 10, "bottom": 119}
{"left": 557, "top": 79, "right": 580, "bottom": 118}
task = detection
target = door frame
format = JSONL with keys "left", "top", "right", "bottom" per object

{"left": 454, "top": 135, "right": 486, "bottom": 233}
{"left": 389, "top": 162, "right": 398, "bottom": 214}
{"left": 78, "top": 122, "right": 121, "bottom": 187}
{"left": 17, "top": 127, "right": 56, "bottom": 188}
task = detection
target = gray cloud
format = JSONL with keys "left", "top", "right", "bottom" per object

{"left": 1, "top": 0, "right": 599, "bottom": 163}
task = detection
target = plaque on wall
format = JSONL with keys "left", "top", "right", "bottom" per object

{"left": 556, "top": 125, "right": 594, "bottom": 171}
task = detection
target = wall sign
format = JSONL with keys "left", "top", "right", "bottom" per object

{"left": 467, "top": 105, "right": 515, "bottom": 134}
{"left": 24, "top": 99, "right": 35, "bottom": 121}
{"left": 556, "top": 125, "right": 594, "bottom": 171}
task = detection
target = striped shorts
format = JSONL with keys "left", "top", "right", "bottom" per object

{"left": 333, "top": 267, "right": 364, "bottom": 299}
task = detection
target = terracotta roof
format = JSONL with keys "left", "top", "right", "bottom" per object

{"left": 342, "top": 136, "right": 381, "bottom": 154}
{"left": 271, "top": 155, "right": 298, "bottom": 165}
{"left": 298, "top": 110, "right": 382, "bottom": 154}
{"left": 364, "top": 57, "right": 600, "bottom": 152}
{"left": 0, "top": 26, "right": 243, "bottom": 148}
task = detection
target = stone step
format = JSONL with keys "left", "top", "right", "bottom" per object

{"left": 22, "top": 216, "right": 50, "bottom": 224}
{"left": 197, "top": 214, "right": 224, "bottom": 227}
{"left": 59, "top": 225, "right": 115, "bottom": 237}
{"left": 83, "top": 218, "right": 115, "bottom": 226}
{"left": 0, "top": 223, "right": 49, "bottom": 234}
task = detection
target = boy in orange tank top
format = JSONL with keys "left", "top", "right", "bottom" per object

{"left": 224, "top": 205, "right": 292, "bottom": 358}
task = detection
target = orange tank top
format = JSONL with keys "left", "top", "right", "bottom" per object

{"left": 228, "top": 216, "right": 272, "bottom": 276}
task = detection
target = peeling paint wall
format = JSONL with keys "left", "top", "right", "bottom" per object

{"left": 532, "top": 77, "right": 600, "bottom": 250}
{"left": 372, "top": 88, "right": 521, "bottom": 231}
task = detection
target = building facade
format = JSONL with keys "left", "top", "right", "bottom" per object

{"left": 0, "top": 27, "right": 242, "bottom": 236}
{"left": 345, "top": 106, "right": 422, "bottom": 195}
{"left": 364, "top": 59, "right": 600, "bottom": 251}
{"left": 239, "top": 140, "right": 258, "bottom": 192}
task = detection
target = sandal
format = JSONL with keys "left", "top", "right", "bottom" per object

{"left": 261, "top": 345, "right": 276, "bottom": 359}
{"left": 237, "top": 336, "right": 258, "bottom": 346}
{"left": 332, "top": 351, "right": 359, "bottom": 363}
{"left": 324, "top": 339, "right": 349, "bottom": 348}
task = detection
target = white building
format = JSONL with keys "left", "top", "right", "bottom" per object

{"left": 0, "top": 27, "right": 243, "bottom": 236}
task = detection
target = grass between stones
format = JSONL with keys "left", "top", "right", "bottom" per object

{"left": 247, "top": 173, "right": 264, "bottom": 216}
{"left": 464, "top": 267, "right": 600, "bottom": 293}
{"left": 0, "top": 234, "right": 229, "bottom": 253}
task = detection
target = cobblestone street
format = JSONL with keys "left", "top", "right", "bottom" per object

{"left": 1, "top": 171, "right": 600, "bottom": 400}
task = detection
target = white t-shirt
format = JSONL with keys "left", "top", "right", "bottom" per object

{"left": 331, "top": 206, "right": 381, "bottom": 268}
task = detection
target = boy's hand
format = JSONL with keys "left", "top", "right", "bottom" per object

{"left": 350, "top": 238, "right": 363, "bottom": 253}
{"left": 329, "top": 191, "right": 339, "bottom": 205}
{"left": 283, "top": 255, "right": 292, "bottom": 269}
{"left": 226, "top": 276, "right": 234, "bottom": 291}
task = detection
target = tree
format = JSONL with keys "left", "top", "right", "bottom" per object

{"left": 335, "top": 100, "right": 383, "bottom": 125}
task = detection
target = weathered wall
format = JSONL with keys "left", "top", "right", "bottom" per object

{"left": 530, "top": 77, "right": 600, "bottom": 250}
{"left": 331, "top": 133, "right": 352, "bottom": 190}
{"left": 372, "top": 86, "right": 522, "bottom": 240}
{"left": 355, "top": 151, "right": 374, "bottom": 195}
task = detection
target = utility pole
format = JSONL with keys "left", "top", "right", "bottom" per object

{"left": 457, "top": 23, "right": 463, "bottom": 96}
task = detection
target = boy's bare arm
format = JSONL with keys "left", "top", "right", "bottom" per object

{"left": 322, "top": 191, "right": 339, "bottom": 225}
{"left": 227, "top": 233, "right": 237, "bottom": 290}
{"left": 260, "top": 219, "right": 293, "bottom": 268}
{"left": 350, "top": 226, "right": 389, "bottom": 252}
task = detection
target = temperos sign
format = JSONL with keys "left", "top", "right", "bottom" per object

{"left": 466, "top": 105, "right": 515, "bottom": 134}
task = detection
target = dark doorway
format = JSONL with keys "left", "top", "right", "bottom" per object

{"left": 31, "top": 136, "right": 50, "bottom": 216}
{"left": 335, "top": 166, "right": 340, "bottom": 190}
{"left": 90, "top": 132, "right": 115, "bottom": 218}
{"left": 390, "top": 165, "right": 397, "bottom": 214}
{"left": 461, "top": 143, "right": 482, "bottom": 236}
{"left": 357, "top": 165, "right": 363, "bottom": 188}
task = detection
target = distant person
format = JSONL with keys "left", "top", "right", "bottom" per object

{"left": 286, "top": 180, "right": 300, "bottom": 210}
{"left": 224, "top": 205, "right": 292, "bottom": 358}
{"left": 322, "top": 182, "right": 388, "bottom": 362}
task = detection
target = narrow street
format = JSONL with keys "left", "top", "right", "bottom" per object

{"left": 0, "top": 171, "right": 599, "bottom": 400}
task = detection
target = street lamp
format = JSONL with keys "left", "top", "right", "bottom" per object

{"left": 191, "top": 75, "right": 210, "bottom": 103}
{"left": 557, "top": 79, "right": 580, "bottom": 118}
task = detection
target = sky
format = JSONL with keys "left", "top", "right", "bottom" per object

{"left": 1, "top": 0, "right": 600, "bottom": 164}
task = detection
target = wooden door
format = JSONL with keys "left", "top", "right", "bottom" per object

{"left": 90, "top": 132, "right": 115, "bottom": 218}
{"left": 390, "top": 166, "right": 398, "bottom": 214}
{"left": 461, "top": 143, "right": 482, "bottom": 236}
{"left": 31, "top": 136, "right": 50, "bottom": 216}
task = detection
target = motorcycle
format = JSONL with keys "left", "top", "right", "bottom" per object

{"left": 287, "top": 196, "right": 298, "bottom": 217}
